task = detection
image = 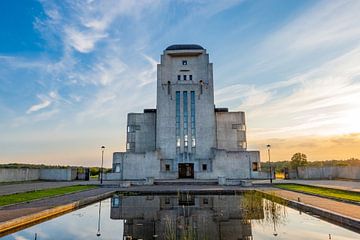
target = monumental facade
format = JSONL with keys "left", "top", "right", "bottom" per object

{"left": 111, "top": 44, "right": 262, "bottom": 180}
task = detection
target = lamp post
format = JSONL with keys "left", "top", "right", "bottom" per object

{"left": 100, "top": 146, "right": 105, "bottom": 184}
{"left": 96, "top": 201, "right": 102, "bottom": 237}
{"left": 267, "top": 144, "right": 272, "bottom": 184}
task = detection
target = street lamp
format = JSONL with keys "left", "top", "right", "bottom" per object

{"left": 100, "top": 146, "right": 105, "bottom": 184}
{"left": 96, "top": 201, "right": 102, "bottom": 237}
{"left": 267, "top": 144, "right": 272, "bottom": 184}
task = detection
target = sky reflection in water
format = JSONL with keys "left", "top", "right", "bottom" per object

{"left": 1, "top": 193, "right": 359, "bottom": 240}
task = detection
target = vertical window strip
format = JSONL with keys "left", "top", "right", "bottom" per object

{"left": 183, "top": 91, "right": 188, "bottom": 150}
{"left": 191, "top": 91, "right": 196, "bottom": 147}
{"left": 176, "top": 91, "right": 180, "bottom": 148}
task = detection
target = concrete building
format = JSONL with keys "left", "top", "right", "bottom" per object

{"left": 111, "top": 44, "right": 263, "bottom": 180}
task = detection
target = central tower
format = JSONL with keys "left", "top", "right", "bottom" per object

{"left": 112, "top": 44, "right": 261, "bottom": 181}
{"left": 156, "top": 44, "right": 216, "bottom": 165}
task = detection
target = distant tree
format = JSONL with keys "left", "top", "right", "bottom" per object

{"left": 90, "top": 167, "right": 100, "bottom": 176}
{"left": 290, "top": 153, "right": 308, "bottom": 175}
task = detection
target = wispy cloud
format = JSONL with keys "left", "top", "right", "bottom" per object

{"left": 26, "top": 98, "right": 51, "bottom": 114}
{"left": 26, "top": 91, "right": 59, "bottom": 114}
{"left": 247, "top": 45, "right": 360, "bottom": 139}
{"left": 216, "top": 0, "right": 360, "bottom": 141}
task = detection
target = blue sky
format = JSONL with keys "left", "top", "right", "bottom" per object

{"left": 1, "top": 0, "right": 360, "bottom": 166}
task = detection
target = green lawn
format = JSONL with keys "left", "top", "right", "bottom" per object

{"left": 0, "top": 185, "right": 97, "bottom": 207}
{"left": 275, "top": 184, "right": 360, "bottom": 203}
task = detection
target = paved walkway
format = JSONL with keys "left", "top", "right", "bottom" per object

{"left": 0, "top": 188, "right": 116, "bottom": 224}
{"left": 0, "top": 181, "right": 99, "bottom": 196}
{"left": 260, "top": 187, "right": 360, "bottom": 220}
{"left": 254, "top": 179, "right": 360, "bottom": 192}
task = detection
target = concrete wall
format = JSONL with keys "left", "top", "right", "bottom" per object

{"left": 126, "top": 111, "right": 156, "bottom": 153}
{"left": 40, "top": 168, "right": 77, "bottom": 181}
{"left": 0, "top": 167, "right": 78, "bottom": 182}
{"left": 297, "top": 166, "right": 360, "bottom": 180}
{"left": 216, "top": 111, "right": 246, "bottom": 151}
{"left": 209, "top": 149, "right": 261, "bottom": 179}
{"left": 0, "top": 168, "right": 40, "bottom": 182}
{"left": 113, "top": 151, "right": 160, "bottom": 180}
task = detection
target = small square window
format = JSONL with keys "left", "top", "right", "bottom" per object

{"left": 189, "top": 75, "right": 192, "bottom": 80}
{"left": 177, "top": 75, "right": 181, "bottom": 80}
{"left": 252, "top": 162, "right": 258, "bottom": 172}
{"left": 182, "top": 60, "right": 187, "bottom": 65}
{"left": 127, "top": 125, "right": 135, "bottom": 133}
{"left": 183, "top": 75, "right": 187, "bottom": 81}
{"left": 202, "top": 164, "right": 207, "bottom": 171}
{"left": 112, "top": 197, "right": 120, "bottom": 207}
{"left": 165, "top": 164, "right": 170, "bottom": 171}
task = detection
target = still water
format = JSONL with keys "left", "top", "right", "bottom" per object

{"left": 1, "top": 193, "right": 359, "bottom": 240}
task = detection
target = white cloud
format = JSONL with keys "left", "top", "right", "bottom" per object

{"left": 26, "top": 98, "right": 51, "bottom": 114}
{"left": 65, "top": 27, "right": 107, "bottom": 53}
{"left": 26, "top": 91, "right": 60, "bottom": 114}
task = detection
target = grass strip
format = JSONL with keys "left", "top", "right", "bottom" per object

{"left": 275, "top": 184, "right": 360, "bottom": 203}
{"left": 0, "top": 185, "right": 97, "bottom": 207}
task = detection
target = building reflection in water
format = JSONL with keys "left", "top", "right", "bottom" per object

{"left": 110, "top": 193, "right": 286, "bottom": 240}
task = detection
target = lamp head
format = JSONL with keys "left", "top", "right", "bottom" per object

{"left": 101, "top": 146, "right": 105, "bottom": 150}
{"left": 266, "top": 144, "right": 271, "bottom": 150}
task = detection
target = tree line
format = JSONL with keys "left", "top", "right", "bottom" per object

{"left": 262, "top": 154, "right": 360, "bottom": 173}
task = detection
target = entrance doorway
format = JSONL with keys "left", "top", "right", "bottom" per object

{"left": 178, "top": 163, "right": 194, "bottom": 178}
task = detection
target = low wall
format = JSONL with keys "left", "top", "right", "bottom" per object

{"left": 297, "top": 166, "right": 360, "bottom": 180}
{"left": 0, "top": 167, "right": 80, "bottom": 182}
{"left": 0, "top": 168, "right": 40, "bottom": 182}
{"left": 40, "top": 168, "right": 77, "bottom": 181}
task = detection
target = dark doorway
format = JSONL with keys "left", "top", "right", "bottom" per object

{"left": 178, "top": 163, "right": 194, "bottom": 178}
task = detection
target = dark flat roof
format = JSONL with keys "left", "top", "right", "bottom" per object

{"left": 166, "top": 44, "right": 204, "bottom": 51}
{"left": 215, "top": 108, "right": 229, "bottom": 112}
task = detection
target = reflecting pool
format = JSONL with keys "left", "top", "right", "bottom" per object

{"left": 1, "top": 193, "right": 359, "bottom": 240}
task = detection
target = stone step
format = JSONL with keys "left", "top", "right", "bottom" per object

{"left": 154, "top": 179, "right": 218, "bottom": 185}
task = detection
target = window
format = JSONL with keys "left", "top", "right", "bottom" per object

{"left": 189, "top": 75, "right": 192, "bottom": 80}
{"left": 203, "top": 198, "right": 208, "bottom": 204}
{"left": 232, "top": 124, "right": 245, "bottom": 131}
{"left": 127, "top": 125, "right": 140, "bottom": 132}
{"left": 115, "top": 164, "right": 121, "bottom": 173}
{"left": 182, "top": 60, "right": 187, "bottom": 65}
{"left": 165, "top": 197, "right": 170, "bottom": 204}
{"left": 165, "top": 164, "right": 170, "bottom": 171}
{"left": 252, "top": 162, "right": 258, "bottom": 171}
{"left": 177, "top": 75, "right": 181, "bottom": 80}
{"left": 183, "top": 75, "right": 187, "bottom": 81}
{"left": 176, "top": 91, "right": 180, "bottom": 148}
{"left": 191, "top": 138, "right": 196, "bottom": 147}
{"left": 199, "top": 80, "right": 204, "bottom": 94}
{"left": 202, "top": 164, "right": 207, "bottom": 171}
{"left": 183, "top": 91, "right": 188, "bottom": 148}
{"left": 191, "top": 91, "right": 196, "bottom": 148}
{"left": 126, "top": 142, "right": 135, "bottom": 150}
{"left": 112, "top": 197, "right": 120, "bottom": 207}
{"left": 239, "top": 141, "right": 247, "bottom": 148}
{"left": 127, "top": 125, "right": 134, "bottom": 133}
